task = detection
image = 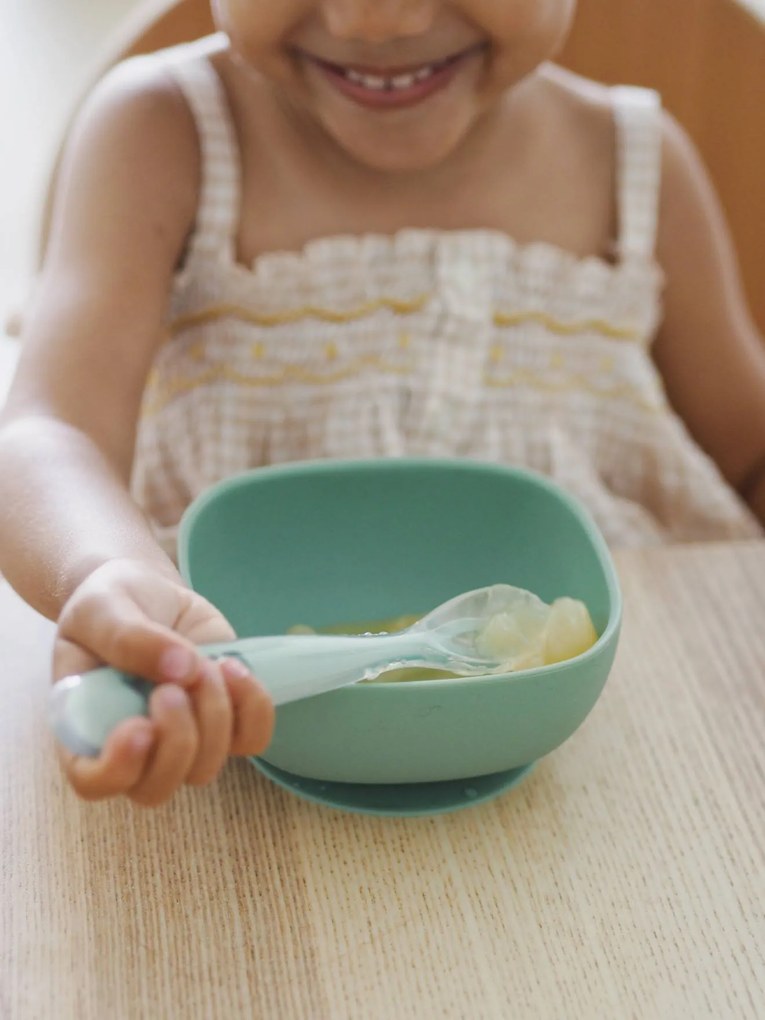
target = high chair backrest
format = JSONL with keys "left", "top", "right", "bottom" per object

{"left": 39, "top": 0, "right": 765, "bottom": 333}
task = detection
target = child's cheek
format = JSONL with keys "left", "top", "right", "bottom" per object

{"left": 213, "top": 0, "right": 311, "bottom": 67}
{"left": 454, "top": 0, "right": 576, "bottom": 51}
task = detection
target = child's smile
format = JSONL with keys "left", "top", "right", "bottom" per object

{"left": 215, "top": 1, "right": 577, "bottom": 172}
{"left": 293, "top": 40, "right": 488, "bottom": 112}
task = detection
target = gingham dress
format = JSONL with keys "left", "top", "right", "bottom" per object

{"left": 131, "top": 37, "right": 762, "bottom": 556}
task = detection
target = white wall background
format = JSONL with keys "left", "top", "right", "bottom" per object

{"left": 0, "top": 0, "right": 145, "bottom": 325}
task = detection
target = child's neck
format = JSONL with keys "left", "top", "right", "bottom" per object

{"left": 282, "top": 76, "right": 538, "bottom": 193}
{"left": 218, "top": 57, "right": 617, "bottom": 269}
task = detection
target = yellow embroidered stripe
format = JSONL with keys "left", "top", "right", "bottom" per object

{"left": 485, "top": 370, "right": 662, "bottom": 412}
{"left": 493, "top": 310, "right": 640, "bottom": 341}
{"left": 142, "top": 356, "right": 413, "bottom": 415}
{"left": 168, "top": 296, "right": 429, "bottom": 332}
{"left": 166, "top": 299, "right": 641, "bottom": 341}
{"left": 142, "top": 362, "right": 660, "bottom": 417}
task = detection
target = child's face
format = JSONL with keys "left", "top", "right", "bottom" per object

{"left": 214, "top": 1, "right": 576, "bottom": 172}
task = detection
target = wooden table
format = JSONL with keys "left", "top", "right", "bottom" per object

{"left": 2, "top": 542, "right": 763, "bottom": 1019}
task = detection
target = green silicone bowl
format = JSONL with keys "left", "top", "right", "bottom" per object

{"left": 178, "top": 458, "right": 621, "bottom": 786}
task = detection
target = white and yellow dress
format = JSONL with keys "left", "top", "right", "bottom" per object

{"left": 130, "top": 37, "right": 763, "bottom": 555}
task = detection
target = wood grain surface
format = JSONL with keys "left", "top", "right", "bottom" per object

{"left": 2, "top": 542, "right": 764, "bottom": 1019}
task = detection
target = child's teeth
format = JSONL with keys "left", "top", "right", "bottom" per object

{"left": 391, "top": 73, "right": 417, "bottom": 89}
{"left": 343, "top": 63, "right": 437, "bottom": 91}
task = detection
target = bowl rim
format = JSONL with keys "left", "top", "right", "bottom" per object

{"left": 178, "top": 457, "right": 623, "bottom": 694}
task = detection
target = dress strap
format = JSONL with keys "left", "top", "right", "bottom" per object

{"left": 158, "top": 37, "right": 241, "bottom": 258}
{"left": 611, "top": 86, "right": 663, "bottom": 261}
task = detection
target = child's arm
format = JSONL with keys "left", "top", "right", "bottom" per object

{"left": 653, "top": 113, "right": 765, "bottom": 525}
{"left": 0, "top": 61, "right": 273, "bottom": 804}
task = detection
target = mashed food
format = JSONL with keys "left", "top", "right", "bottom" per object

{"left": 476, "top": 594, "right": 598, "bottom": 671}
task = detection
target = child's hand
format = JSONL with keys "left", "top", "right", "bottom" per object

{"left": 52, "top": 558, "right": 275, "bottom": 806}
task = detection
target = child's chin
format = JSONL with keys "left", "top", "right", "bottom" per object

{"left": 325, "top": 122, "right": 472, "bottom": 175}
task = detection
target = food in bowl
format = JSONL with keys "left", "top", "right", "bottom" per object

{"left": 476, "top": 590, "right": 598, "bottom": 669}
{"left": 289, "top": 585, "right": 598, "bottom": 681}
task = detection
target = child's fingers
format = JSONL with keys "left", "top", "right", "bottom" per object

{"left": 127, "top": 685, "right": 198, "bottom": 807}
{"left": 220, "top": 658, "right": 275, "bottom": 757}
{"left": 60, "top": 718, "right": 156, "bottom": 801}
{"left": 56, "top": 589, "right": 204, "bottom": 687}
{"left": 184, "top": 662, "right": 233, "bottom": 786}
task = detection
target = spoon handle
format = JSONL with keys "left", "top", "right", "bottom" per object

{"left": 49, "top": 630, "right": 432, "bottom": 757}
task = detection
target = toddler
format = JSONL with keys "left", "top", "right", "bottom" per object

{"left": 1, "top": 0, "right": 764, "bottom": 806}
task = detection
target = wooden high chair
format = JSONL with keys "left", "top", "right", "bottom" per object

{"left": 38, "top": 0, "right": 765, "bottom": 333}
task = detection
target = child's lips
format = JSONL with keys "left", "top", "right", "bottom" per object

{"left": 301, "top": 44, "right": 486, "bottom": 111}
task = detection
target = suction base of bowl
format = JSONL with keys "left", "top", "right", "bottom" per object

{"left": 249, "top": 758, "right": 536, "bottom": 817}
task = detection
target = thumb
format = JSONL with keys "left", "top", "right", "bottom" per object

{"left": 172, "top": 596, "right": 237, "bottom": 646}
{"left": 54, "top": 590, "right": 212, "bottom": 686}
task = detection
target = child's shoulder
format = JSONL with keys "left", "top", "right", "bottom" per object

{"left": 489, "top": 64, "right": 630, "bottom": 185}
{"left": 482, "top": 65, "right": 627, "bottom": 219}
{"left": 72, "top": 36, "right": 240, "bottom": 190}
{"left": 57, "top": 41, "right": 212, "bottom": 239}
{"left": 41, "top": 40, "right": 221, "bottom": 281}
{"left": 535, "top": 64, "right": 697, "bottom": 197}
{"left": 539, "top": 65, "right": 620, "bottom": 126}
{"left": 535, "top": 65, "right": 642, "bottom": 153}
{"left": 81, "top": 43, "right": 202, "bottom": 160}
{"left": 540, "top": 63, "right": 691, "bottom": 169}
{"left": 81, "top": 34, "right": 264, "bottom": 187}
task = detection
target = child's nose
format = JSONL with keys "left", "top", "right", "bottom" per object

{"left": 321, "top": 0, "right": 436, "bottom": 43}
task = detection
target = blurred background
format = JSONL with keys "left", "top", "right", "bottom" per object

{"left": 0, "top": 0, "right": 144, "bottom": 324}
{"left": 0, "top": 0, "right": 146, "bottom": 399}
